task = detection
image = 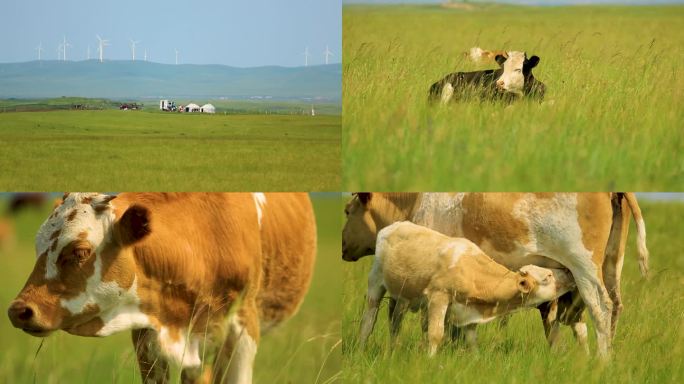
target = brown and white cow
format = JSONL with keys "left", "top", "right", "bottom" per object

{"left": 7, "top": 192, "right": 317, "bottom": 384}
{"left": 465, "top": 47, "right": 508, "bottom": 64}
{"left": 342, "top": 193, "right": 648, "bottom": 358}
{"left": 362, "top": 221, "right": 576, "bottom": 356}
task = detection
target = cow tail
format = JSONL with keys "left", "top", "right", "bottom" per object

{"left": 622, "top": 193, "right": 649, "bottom": 277}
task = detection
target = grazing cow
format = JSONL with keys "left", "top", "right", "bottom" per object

{"left": 342, "top": 193, "right": 648, "bottom": 358}
{"left": 361, "top": 221, "right": 575, "bottom": 356}
{"left": 428, "top": 51, "right": 545, "bottom": 103}
{"left": 7, "top": 192, "right": 316, "bottom": 384}
{"left": 5, "top": 193, "right": 48, "bottom": 215}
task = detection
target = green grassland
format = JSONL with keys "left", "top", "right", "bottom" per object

{"left": 0, "top": 194, "right": 343, "bottom": 384}
{"left": 343, "top": 4, "right": 684, "bottom": 190}
{"left": 0, "top": 110, "right": 340, "bottom": 190}
{"left": 341, "top": 201, "right": 684, "bottom": 383}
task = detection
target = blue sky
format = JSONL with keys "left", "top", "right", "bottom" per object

{"left": 1, "top": 0, "right": 341, "bottom": 67}
{"left": 344, "top": 0, "right": 684, "bottom": 4}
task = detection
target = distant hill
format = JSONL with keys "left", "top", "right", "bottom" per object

{"left": 0, "top": 60, "right": 341, "bottom": 101}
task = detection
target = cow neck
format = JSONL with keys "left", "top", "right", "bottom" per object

{"left": 370, "top": 193, "right": 422, "bottom": 230}
{"left": 453, "top": 253, "right": 526, "bottom": 307}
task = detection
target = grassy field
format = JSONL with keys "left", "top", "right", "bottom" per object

{"left": 0, "top": 194, "right": 343, "bottom": 384}
{"left": 0, "top": 110, "right": 340, "bottom": 190}
{"left": 343, "top": 4, "right": 684, "bottom": 190}
{"left": 341, "top": 200, "right": 684, "bottom": 383}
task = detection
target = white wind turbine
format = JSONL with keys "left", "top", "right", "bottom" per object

{"left": 130, "top": 39, "right": 141, "bottom": 61}
{"left": 144, "top": 48, "right": 148, "bottom": 62}
{"left": 324, "top": 45, "right": 334, "bottom": 65}
{"left": 175, "top": 48, "right": 179, "bottom": 65}
{"left": 96, "top": 35, "right": 110, "bottom": 63}
{"left": 35, "top": 42, "right": 44, "bottom": 61}
{"left": 303, "top": 46, "right": 310, "bottom": 67}
{"left": 60, "top": 36, "right": 72, "bottom": 61}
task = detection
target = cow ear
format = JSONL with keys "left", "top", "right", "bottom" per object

{"left": 356, "top": 193, "right": 373, "bottom": 206}
{"left": 518, "top": 275, "right": 533, "bottom": 294}
{"left": 116, "top": 204, "right": 151, "bottom": 246}
{"left": 527, "top": 55, "right": 540, "bottom": 69}
{"left": 495, "top": 54, "right": 507, "bottom": 66}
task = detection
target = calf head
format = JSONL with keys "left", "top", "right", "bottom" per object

{"left": 7, "top": 193, "right": 150, "bottom": 337}
{"left": 516, "top": 265, "right": 574, "bottom": 306}
{"left": 495, "top": 51, "right": 540, "bottom": 96}
{"left": 342, "top": 193, "right": 377, "bottom": 262}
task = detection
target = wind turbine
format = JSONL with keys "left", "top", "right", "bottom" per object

{"left": 303, "top": 47, "right": 310, "bottom": 67}
{"left": 144, "top": 48, "right": 148, "bottom": 62}
{"left": 60, "top": 36, "right": 72, "bottom": 61}
{"left": 324, "top": 45, "right": 334, "bottom": 65}
{"left": 130, "top": 39, "right": 141, "bottom": 61}
{"left": 35, "top": 43, "right": 43, "bottom": 61}
{"left": 175, "top": 48, "right": 179, "bottom": 65}
{"left": 96, "top": 35, "right": 110, "bottom": 63}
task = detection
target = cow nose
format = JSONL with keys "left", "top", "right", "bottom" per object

{"left": 8, "top": 300, "right": 35, "bottom": 327}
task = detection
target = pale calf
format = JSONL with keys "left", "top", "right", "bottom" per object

{"left": 360, "top": 221, "right": 575, "bottom": 356}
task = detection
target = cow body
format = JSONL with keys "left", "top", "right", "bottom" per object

{"left": 361, "top": 221, "right": 575, "bottom": 356}
{"left": 8, "top": 192, "right": 316, "bottom": 384}
{"left": 429, "top": 51, "right": 545, "bottom": 103}
{"left": 342, "top": 192, "right": 648, "bottom": 358}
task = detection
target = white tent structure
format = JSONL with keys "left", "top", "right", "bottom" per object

{"left": 184, "top": 103, "right": 200, "bottom": 112}
{"left": 201, "top": 104, "right": 216, "bottom": 114}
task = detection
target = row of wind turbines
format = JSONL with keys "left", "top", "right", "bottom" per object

{"left": 35, "top": 36, "right": 335, "bottom": 66}
{"left": 35, "top": 35, "right": 175, "bottom": 64}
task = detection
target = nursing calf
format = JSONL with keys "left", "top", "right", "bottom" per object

{"left": 361, "top": 221, "right": 574, "bottom": 356}
{"left": 428, "top": 51, "right": 545, "bottom": 103}
{"left": 7, "top": 192, "right": 316, "bottom": 384}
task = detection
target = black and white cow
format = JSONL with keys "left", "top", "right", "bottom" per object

{"left": 428, "top": 51, "right": 545, "bottom": 103}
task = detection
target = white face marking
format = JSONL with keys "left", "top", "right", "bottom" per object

{"left": 226, "top": 315, "right": 257, "bottom": 384}
{"left": 36, "top": 193, "right": 116, "bottom": 280}
{"left": 518, "top": 265, "right": 569, "bottom": 305}
{"left": 94, "top": 278, "right": 151, "bottom": 336}
{"left": 157, "top": 326, "right": 202, "bottom": 368}
{"left": 497, "top": 51, "right": 526, "bottom": 95}
{"left": 469, "top": 46, "right": 484, "bottom": 62}
{"left": 252, "top": 193, "right": 267, "bottom": 228}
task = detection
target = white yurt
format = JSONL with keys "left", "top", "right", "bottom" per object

{"left": 201, "top": 104, "right": 216, "bottom": 114}
{"left": 185, "top": 103, "right": 200, "bottom": 112}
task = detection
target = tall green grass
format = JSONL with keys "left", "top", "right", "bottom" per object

{"left": 341, "top": 201, "right": 684, "bottom": 383}
{"left": 0, "top": 110, "right": 340, "bottom": 190}
{"left": 343, "top": 5, "right": 684, "bottom": 190}
{"left": 0, "top": 195, "right": 343, "bottom": 383}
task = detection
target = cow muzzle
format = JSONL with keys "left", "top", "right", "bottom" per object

{"left": 7, "top": 299, "right": 53, "bottom": 337}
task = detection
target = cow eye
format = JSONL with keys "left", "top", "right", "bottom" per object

{"left": 515, "top": 69, "right": 522, "bottom": 73}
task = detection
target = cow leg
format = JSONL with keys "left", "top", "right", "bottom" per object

{"left": 572, "top": 273, "right": 613, "bottom": 359}
{"left": 359, "top": 260, "right": 385, "bottom": 348}
{"left": 389, "top": 299, "right": 409, "bottom": 343}
{"left": 426, "top": 290, "right": 449, "bottom": 357}
{"left": 131, "top": 328, "right": 170, "bottom": 384}
{"left": 181, "top": 366, "right": 211, "bottom": 384}
{"left": 538, "top": 299, "right": 561, "bottom": 347}
{"left": 214, "top": 306, "right": 259, "bottom": 384}
{"left": 560, "top": 292, "right": 589, "bottom": 354}
{"left": 463, "top": 324, "right": 477, "bottom": 349}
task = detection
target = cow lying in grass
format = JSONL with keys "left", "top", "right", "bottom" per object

{"left": 429, "top": 51, "right": 545, "bottom": 103}
{"left": 359, "top": 221, "right": 575, "bottom": 356}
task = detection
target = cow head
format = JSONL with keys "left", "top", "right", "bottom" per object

{"left": 495, "top": 51, "right": 540, "bottom": 96}
{"left": 342, "top": 193, "right": 377, "bottom": 262}
{"left": 7, "top": 193, "right": 151, "bottom": 337}
{"left": 516, "top": 265, "right": 574, "bottom": 306}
